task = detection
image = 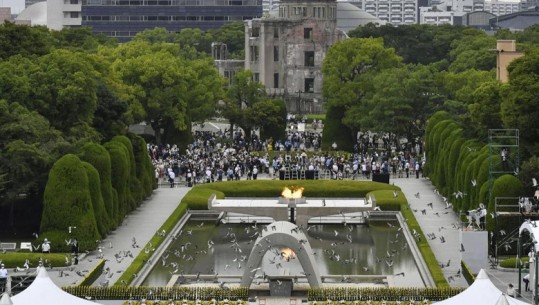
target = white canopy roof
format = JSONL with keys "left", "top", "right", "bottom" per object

{"left": 519, "top": 221, "right": 539, "bottom": 245}
{"left": 434, "top": 269, "right": 531, "bottom": 305}
{"left": 11, "top": 267, "right": 103, "bottom": 305}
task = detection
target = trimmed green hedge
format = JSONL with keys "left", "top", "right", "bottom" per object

{"left": 64, "top": 286, "right": 248, "bottom": 300}
{"left": 41, "top": 154, "right": 101, "bottom": 251}
{"left": 78, "top": 142, "right": 116, "bottom": 230}
{"left": 307, "top": 287, "right": 463, "bottom": 301}
{"left": 460, "top": 260, "right": 475, "bottom": 285}
{"left": 78, "top": 259, "right": 105, "bottom": 286}
{"left": 82, "top": 162, "right": 110, "bottom": 236}
{"left": 499, "top": 256, "right": 529, "bottom": 269}
{"left": 0, "top": 253, "right": 67, "bottom": 268}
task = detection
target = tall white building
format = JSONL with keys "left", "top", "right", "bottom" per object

{"left": 360, "top": 0, "right": 419, "bottom": 24}
{"left": 485, "top": 0, "right": 522, "bottom": 15}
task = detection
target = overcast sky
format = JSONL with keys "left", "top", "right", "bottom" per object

{"left": 1, "top": 0, "right": 24, "bottom": 14}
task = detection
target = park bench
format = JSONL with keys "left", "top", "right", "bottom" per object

{"left": 0, "top": 243, "right": 16, "bottom": 252}
{"left": 19, "top": 242, "right": 33, "bottom": 252}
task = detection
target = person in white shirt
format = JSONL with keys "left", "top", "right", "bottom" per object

{"left": 252, "top": 166, "right": 258, "bottom": 180}
{"left": 0, "top": 264, "right": 8, "bottom": 279}
{"left": 42, "top": 238, "right": 51, "bottom": 253}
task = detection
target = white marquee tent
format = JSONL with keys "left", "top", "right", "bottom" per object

{"left": 11, "top": 267, "right": 103, "bottom": 305}
{"left": 434, "top": 269, "right": 531, "bottom": 305}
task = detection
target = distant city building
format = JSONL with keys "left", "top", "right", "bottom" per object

{"left": 495, "top": 40, "right": 524, "bottom": 82}
{"left": 82, "top": 0, "right": 263, "bottom": 41}
{"left": 491, "top": 10, "right": 539, "bottom": 30}
{"left": 16, "top": 0, "right": 263, "bottom": 41}
{"left": 485, "top": 0, "right": 521, "bottom": 16}
{"left": 244, "top": 0, "right": 346, "bottom": 113}
{"left": 462, "top": 10, "right": 496, "bottom": 29}
{"left": 0, "top": 7, "right": 12, "bottom": 22}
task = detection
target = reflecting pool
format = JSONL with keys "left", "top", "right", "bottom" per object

{"left": 143, "top": 220, "right": 424, "bottom": 287}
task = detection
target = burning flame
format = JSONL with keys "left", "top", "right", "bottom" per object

{"left": 280, "top": 247, "right": 296, "bottom": 261}
{"left": 281, "top": 187, "right": 304, "bottom": 199}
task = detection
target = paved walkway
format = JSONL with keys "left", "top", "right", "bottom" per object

{"left": 32, "top": 172, "right": 531, "bottom": 302}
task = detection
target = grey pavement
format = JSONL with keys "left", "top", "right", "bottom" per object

{"left": 32, "top": 170, "right": 530, "bottom": 302}
{"left": 46, "top": 187, "right": 189, "bottom": 287}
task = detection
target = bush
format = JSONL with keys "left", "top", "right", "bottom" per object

{"left": 461, "top": 260, "right": 475, "bottom": 285}
{"left": 307, "top": 287, "right": 463, "bottom": 301}
{"left": 78, "top": 142, "right": 117, "bottom": 229}
{"left": 78, "top": 259, "right": 105, "bottom": 286}
{"left": 499, "top": 256, "right": 529, "bottom": 269}
{"left": 113, "top": 135, "right": 139, "bottom": 211}
{"left": 104, "top": 141, "right": 130, "bottom": 222}
{"left": 487, "top": 174, "right": 524, "bottom": 232}
{"left": 41, "top": 154, "right": 100, "bottom": 252}
{"left": 128, "top": 133, "right": 156, "bottom": 197}
{"left": 0, "top": 253, "right": 67, "bottom": 268}
{"left": 64, "top": 286, "right": 249, "bottom": 300}
{"left": 82, "top": 162, "right": 110, "bottom": 236}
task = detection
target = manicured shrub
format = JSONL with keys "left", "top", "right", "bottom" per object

{"left": 41, "top": 154, "right": 100, "bottom": 251}
{"left": 104, "top": 141, "right": 130, "bottom": 221}
{"left": 487, "top": 174, "right": 524, "bottom": 232}
{"left": 78, "top": 142, "right": 117, "bottom": 228}
{"left": 0, "top": 253, "right": 67, "bottom": 268}
{"left": 82, "top": 162, "right": 110, "bottom": 236}
{"left": 128, "top": 133, "right": 156, "bottom": 197}
{"left": 113, "top": 136, "right": 140, "bottom": 210}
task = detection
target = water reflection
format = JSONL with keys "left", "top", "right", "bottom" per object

{"left": 143, "top": 221, "right": 424, "bottom": 287}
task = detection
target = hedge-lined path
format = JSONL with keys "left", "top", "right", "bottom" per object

{"left": 393, "top": 175, "right": 534, "bottom": 303}
{"left": 47, "top": 187, "right": 190, "bottom": 287}
{"left": 392, "top": 176, "right": 468, "bottom": 288}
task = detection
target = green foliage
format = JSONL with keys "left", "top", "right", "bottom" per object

{"left": 0, "top": 252, "right": 67, "bottom": 268}
{"left": 487, "top": 174, "right": 524, "bottom": 232}
{"left": 41, "top": 154, "right": 100, "bottom": 251}
{"left": 503, "top": 52, "right": 539, "bottom": 157}
{"left": 128, "top": 133, "right": 156, "bottom": 197}
{"left": 82, "top": 162, "right": 110, "bottom": 236}
{"left": 255, "top": 98, "right": 287, "bottom": 142}
{"left": 78, "top": 142, "right": 117, "bottom": 228}
{"left": 460, "top": 260, "right": 475, "bottom": 285}
{"left": 65, "top": 286, "right": 248, "bottom": 301}
{"left": 321, "top": 106, "right": 354, "bottom": 151}
{"left": 0, "top": 22, "right": 51, "bottom": 59}
{"left": 78, "top": 259, "right": 106, "bottom": 286}
{"left": 499, "top": 256, "right": 529, "bottom": 269}
{"left": 104, "top": 141, "right": 130, "bottom": 222}
{"left": 113, "top": 135, "right": 139, "bottom": 209}
{"left": 307, "top": 287, "right": 462, "bottom": 301}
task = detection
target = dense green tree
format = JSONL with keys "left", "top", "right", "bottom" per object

{"left": 104, "top": 140, "right": 130, "bottom": 221}
{"left": 133, "top": 27, "right": 176, "bottom": 43}
{"left": 349, "top": 24, "right": 468, "bottom": 65}
{"left": 222, "top": 69, "right": 266, "bottom": 138}
{"left": 78, "top": 142, "right": 117, "bottom": 228}
{"left": 248, "top": 98, "right": 287, "bottom": 142}
{"left": 0, "top": 22, "right": 51, "bottom": 59}
{"left": 448, "top": 33, "right": 496, "bottom": 72}
{"left": 209, "top": 22, "right": 245, "bottom": 59}
{"left": 358, "top": 64, "right": 443, "bottom": 144}
{"left": 501, "top": 52, "right": 539, "bottom": 157}
{"left": 467, "top": 81, "right": 504, "bottom": 138}
{"left": 322, "top": 38, "right": 402, "bottom": 147}
{"left": 82, "top": 162, "right": 110, "bottom": 236}
{"left": 41, "top": 154, "right": 100, "bottom": 251}
{"left": 29, "top": 49, "right": 100, "bottom": 135}
{"left": 51, "top": 27, "right": 114, "bottom": 51}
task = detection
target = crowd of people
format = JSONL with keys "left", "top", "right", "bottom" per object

{"left": 148, "top": 120, "right": 425, "bottom": 187}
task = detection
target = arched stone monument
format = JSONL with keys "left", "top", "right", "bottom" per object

{"left": 240, "top": 221, "right": 322, "bottom": 288}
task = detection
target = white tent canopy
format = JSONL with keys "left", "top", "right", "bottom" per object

{"left": 11, "top": 267, "right": 103, "bottom": 305}
{"left": 434, "top": 269, "right": 531, "bottom": 305}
